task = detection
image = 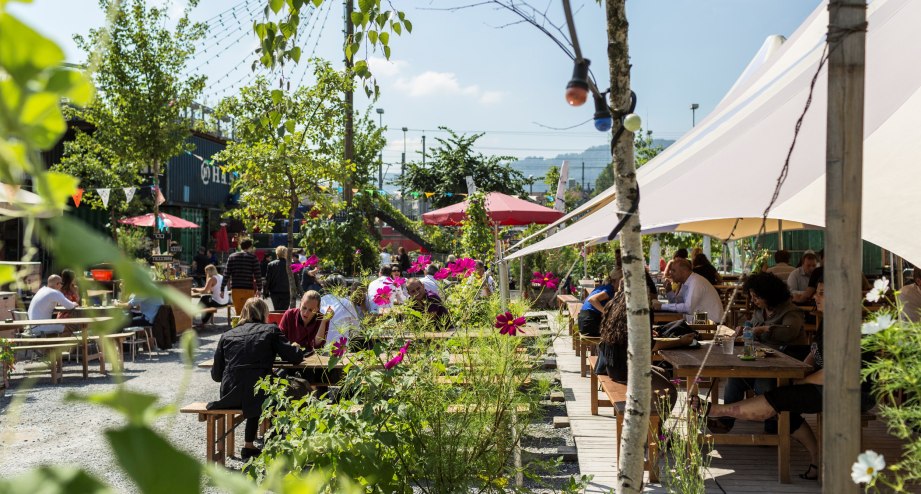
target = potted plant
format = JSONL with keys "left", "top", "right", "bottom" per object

{"left": 0, "top": 338, "right": 14, "bottom": 397}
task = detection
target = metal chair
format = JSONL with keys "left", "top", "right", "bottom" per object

{"left": 122, "top": 326, "right": 154, "bottom": 361}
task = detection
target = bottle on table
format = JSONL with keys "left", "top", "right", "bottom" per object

{"left": 742, "top": 321, "right": 754, "bottom": 357}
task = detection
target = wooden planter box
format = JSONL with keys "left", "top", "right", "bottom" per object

{"left": 157, "top": 278, "right": 193, "bottom": 333}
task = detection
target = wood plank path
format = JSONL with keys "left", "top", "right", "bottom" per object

{"left": 542, "top": 311, "right": 906, "bottom": 493}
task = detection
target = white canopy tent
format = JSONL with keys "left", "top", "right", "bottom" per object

{"left": 509, "top": 0, "right": 921, "bottom": 266}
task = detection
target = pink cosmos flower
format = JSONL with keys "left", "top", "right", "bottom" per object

{"left": 531, "top": 271, "right": 559, "bottom": 289}
{"left": 451, "top": 258, "right": 477, "bottom": 277}
{"left": 385, "top": 276, "right": 406, "bottom": 288}
{"left": 434, "top": 268, "right": 452, "bottom": 281}
{"left": 494, "top": 311, "right": 526, "bottom": 336}
{"left": 331, "top": 337, "right": 348, "bottom": 357}
{"left": 373, "top": 286, "right": 393, "bottom": 306}
{"left": 304, "top": 254, "right": 319, "bottom": 267}
{"left": 290, "top": 262, "right": 304, "bottom": 274}
{"left": 384, "top": 340, "right": 411, "bottom": 369}
{"left": 407, "top": 255, "right": 430, "bottom": 274}
{"left": 354, "top": 249, "right": 362, "bottom": 255}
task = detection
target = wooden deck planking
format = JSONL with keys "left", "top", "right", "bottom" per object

{"left": 545, "top": 311, "right": 906, "bottom": 493}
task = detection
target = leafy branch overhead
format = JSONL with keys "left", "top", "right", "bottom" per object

{"left": 255, "top": 0, "right": 412, "bottom": 96}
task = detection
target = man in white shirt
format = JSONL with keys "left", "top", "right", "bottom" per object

{"left": 28, "top": 275, "right": 78, "bottom": 335}
{"left": 652, "top": 259, "right": 723, "bottom": 323}
{"left": 787, "top": 252, "right": 818, "bottom": 300}
{"left": 421, "top": 264, "right": 442, "bottom": 298}
{"left": 474, "top": 261, "right": 495, "bottom": 298}
{"left": 900, "top": 267, "right": 921, "bottom": 322}
{"left": 766, "top": 250, "right": 795, "bottom": 282}
{"left": 319, "top": 275, "right": 361, "bottom": 346}
{"left": 366, "top": 266, "right": 395, "bottom": 314}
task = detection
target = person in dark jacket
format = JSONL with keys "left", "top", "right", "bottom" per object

{"left": 208, "top": 297, "right": 304, "bottom": 460}
{"left": 397, "top": 246, "right": 412, "bottom": 275}
{"left": 265, "top": 246, "right": 292, "bottom": 310}
{"left": 222, "top": 238, "right": 263, "bottom": 315}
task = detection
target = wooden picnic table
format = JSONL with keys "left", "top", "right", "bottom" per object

{"left": 657, "top": 343, "right": 812, "bottom": 483}
{"left": 0, "top": 316, "right": 119, "bottom": 378}
{"left": 652, "top": 311, "right": 683, "bottom": 324}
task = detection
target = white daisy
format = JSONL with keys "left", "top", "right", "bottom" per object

{"left": 861, "top": 314, "right": 895, "bottom": 335}
{"left": 851, "top": 450, "right": 885, "bottom": 484}
{"left": 866, "top": 277, "right": 890, "bottom": 303}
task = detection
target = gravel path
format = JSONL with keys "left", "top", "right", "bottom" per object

{"left": 0, "top": 325, "right": 227, "bottom": 492}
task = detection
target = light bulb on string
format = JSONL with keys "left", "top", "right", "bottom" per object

{"left": 565, "top": 59, "right": 590, "bottom": 107}
{"left": 593, "top": 93, "right": 612, "bottom": 132}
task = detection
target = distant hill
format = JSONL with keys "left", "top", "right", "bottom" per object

{"left": 509, "top": 139, "right": 674, "bottom": 194}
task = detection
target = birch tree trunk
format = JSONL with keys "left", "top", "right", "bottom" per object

{"left": 606, "top": 2, "right": 653, "bottom": 492}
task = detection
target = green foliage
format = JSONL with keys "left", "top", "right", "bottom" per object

{"left": 299, "top": 207, "right": 379, "bottom": 274}
{"left": 859, "top": 309, "right": 921, "bottom": 492}
{"left": 594, "top": 128, "right": 663, "bottom": 194}
{"left": 656, "top": 393, "right": 713, "bottom": 494}
{"left": 253, "top": 0, "right": 412, "bottom": 97}
{"left": 0, "top": 337, "right": 13, "bottom": 381}
{"left": 72, "top": 0, "right": 206, "bottom": 184}
{"left": 394, "top": 128, "right": 528, "bottom": 209}
{"left": 460, "top": 192, "right": 494, "bottom": 261}
{"left": 115, "top": 226, "right": 150, "bottom": 259}
{"left": 544, "top": 165, "right": 560, "bottom": 191}
{"left": 251, "top": 283, "right": 550, "bottom": 493}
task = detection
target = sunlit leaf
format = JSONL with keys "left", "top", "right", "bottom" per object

{"left": 203, "top": 464, "right": 259, "bottom": 494}
{"left": 379, "top": 31, "right": 389, "bottom": 46}
{"left": 34, "top": 171, "right": 78, "bottom": 209}
{"left": 106, "top": 426, "right": 201, "bottom": 494}
{"left": 45, "top": 67, "right": 94, "bottom": 106}
{"left": 391, "top": 22, "right": 401, "bottom": 36}
{"left": 0, "top": 465, "right": 114, "bottom": 494}
{"left": 402, "top": 19, "right": 412, "bottom": 33}
{"left": 269, "top": 0, "right": 284, "bottom": 15}
{"left": 18, "top": 91, "right": 66, "bottom": 148}
{"left": 66, "top": 388, "right": 175, "bottom": 426}
{"left": 0, "top": 13, "right": 64, "bottom": 83}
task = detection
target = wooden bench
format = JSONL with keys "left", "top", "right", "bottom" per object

{"left": 556, "top": 294, "right": 578, "bottom": 310}
{"left": 587, "top": 356, "right": 660, "bottom": 482}
{"left": 180, "top": 402, "right": 244, "bottom": 465}
{"left": 12, "top": 342, "right": 78, "bottom": 384}
{"left": 197, "top": 305, "right": 233, "bottom": 329}
{"left": 566, "top": 301, "right": 582, "bottom": 353}
{"left": 579, "top": 336, "right": 602, "bottom": 377}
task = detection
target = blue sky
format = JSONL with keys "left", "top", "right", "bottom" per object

{"left": 11, "top": 0, "right": 822, "bottom": 171}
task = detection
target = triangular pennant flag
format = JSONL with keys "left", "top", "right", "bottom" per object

{"left": 123, "top": 187, "right": 137, "bottom": 203}
{"left": 445, "top": 192, "right": 454, "bottom": 197}
{"left": 72, "top": 188, "right": 84, "bottom": 208}
{"left": 97, "top": 188, "right": 111, "bottom": 208}
{"left": 425, "top": 192, "right": 435, "bottom": 198}
{"left": 319, "top": 185, "right": 329, "bottom": 191}
{"left": 154, "top": 186, "right": 166, "bottom": 206}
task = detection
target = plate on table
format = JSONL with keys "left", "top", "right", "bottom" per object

{"left": 737, "top": 355, "right": 757, "bottom": 361}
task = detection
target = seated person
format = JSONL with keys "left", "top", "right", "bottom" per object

{"left": 766, "top": 249, "right": 795, "bottom": 282}
{"left": 899, "top": 267, "right": 921, "bottom": 322}
{"left": 711, "top": 272, "right": 807, "bottom": 434}
{"left": 577, "top": 268, "right": 623, "bottom": 337}
{"left": 28, "top": 275, "right": 79, "bottom": 336}
{"left": 319, "top": 275, "right": 361, "bottom": 347}
{"left": 405, "top": 278, "right": 451, "bottom": 330}
{"left": 691, "top": 253, "right": 722, "bottom": 286}
{"left": 701, "top": 275, "right": 874, "bottom": 481}
{"left": 277, "top": 291, "right": 333, "bottom": 351}
{"left": 473, "top": 261, "right": 496, "bottom": 298}
{"left": 124, "top": 293, "right": 164, "bottom": 327}
{"left": 789, "top": 252, "right": 818, "bottom": 303}
{"left": 421, "top": 264, "right": 442, "bottom": 298}
{"left": 191, "top": 264, "right": 230, "bottom": 326}
{"left": 652, "top": 258, "right": 724, "bottom": 323}
{"left": 208, "top": 297, "right": 304, "bottom": 460}
{"left": 367, "top": 266, "right": 396, "bottom": 314}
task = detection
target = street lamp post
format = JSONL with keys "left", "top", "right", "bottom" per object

{"left": 401, "top": 126, "right": 407, "bottom": 214}
{"left": 690, "top": 103, "right": 699, "bottom": 127}
{"left": 376, "top": 108, "right": 385, "bottom": 189}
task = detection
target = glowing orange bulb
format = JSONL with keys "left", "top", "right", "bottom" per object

{"left": 565, "top": 86, "right": 588, "bottom": 106}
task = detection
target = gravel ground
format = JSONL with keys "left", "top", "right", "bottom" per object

{"left": 0, "top": 313, "right": 580, "bottom": 492}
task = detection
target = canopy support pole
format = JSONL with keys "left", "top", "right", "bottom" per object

{"left": 496, "top": 225, "right": 509, "bottom": 310}
{"left": 777, "top": 219, "right": 784, "bottom": 250}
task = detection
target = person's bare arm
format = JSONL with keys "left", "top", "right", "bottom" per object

{"left": 588, "top": 291, "right": 610, "bottom": 312}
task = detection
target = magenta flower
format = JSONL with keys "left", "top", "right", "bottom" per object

{"left": 385, "top": 276, "right": 406, "bottom": 288}
{"left": 531, "top": 271, "right": 559, "bottom": 289}
{"left": 407, "top": 255, "right": 430, "bottom": 274}
{"left": 331, "top": 337, "right": 348, "bottom": 357}
{"left": 373, "top": 286, "right": 393, "bottom": 306}
{"left": 451, "top": 258, "right": 477, "bottom": 277}
{"left": 354, "top": 249, "right": 362, "bottom": 255}
{"left": 494, "top": 311, "right": 526, "bottom": 336}
{"left": 434, "top": 268, "right": 452, "bottom": 281}
{"left": 304, "top": 254, "right": 319, "bottom": 267}
{"left": 384, "top": 340, "right": 411, "bottom": 369}
{"left": 290, "top": 262, "right": 304, "bottom": 274}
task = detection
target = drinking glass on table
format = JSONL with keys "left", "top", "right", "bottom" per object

{"left": 719, "top": 335, "right": 734, "bottom": 355}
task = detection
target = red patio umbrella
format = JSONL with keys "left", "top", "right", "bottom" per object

{"left": 214, "top": 224, "right": 230, "bottom": 253}
{"left": 422, "top": 192, "right": 564, "bottom": 226}
{"left": 118, "top": 212, "right": 200, "bottom": 229}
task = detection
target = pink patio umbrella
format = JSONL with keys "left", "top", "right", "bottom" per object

{"left": 422, "top": 191, "right": 564, "bottom": 226}
{"left": 118, "top": 212, "right": 200, "bottom": 229}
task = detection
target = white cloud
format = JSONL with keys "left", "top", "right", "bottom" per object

{"left": 394, "top": 71, "right": 503, "bottom": 105}
{"left": 368, "top": 57, "right": 409, "bottom": 78}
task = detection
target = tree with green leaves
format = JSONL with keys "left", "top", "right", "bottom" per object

{"left": 395, "top": 128, "right": 527, "bottom": 209}
{"left": 593, "top": 129, "right": 663, "bottom": 194}
{"left": 71, "top": 0, "right": 206, "bottom": 238}
{"left": 214, "top": 63, "right": 352, "bottom": 307}
{"left": 460, "top": 192, "right": 495, "bottom": 261}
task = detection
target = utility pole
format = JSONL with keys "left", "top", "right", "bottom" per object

{"left": 421, "top": 133, "right": 426, "bottom": 165}
{"left": 690, "top": 102, "right": 699, "bottom": 127}
{"left": 581, "top": 160, "right": 585, "bottom": 193}
{"left": 342, "top": 0, "right": 355, "bottom": 205}
{"left": 376, "top": 107, "right": 385, "bottom": 189}
{"left": 401, "top": 126, "right": 407, "bottom": 214}
{"left": 823, "top": 1, "right": 866, "bottom": 492}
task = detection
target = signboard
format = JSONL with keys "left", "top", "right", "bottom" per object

{"left": 151, "top": 255, "right": 173, "bottom": 263}
{"left": 169, "top": 245, "right": 182, "bottom": 253}
{"left": 153, "top": 233, "right": 166, "bottom": 239}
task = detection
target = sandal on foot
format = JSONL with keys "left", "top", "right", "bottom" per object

{"left": 799, "top": 464, "right": 818, "bottom": 480}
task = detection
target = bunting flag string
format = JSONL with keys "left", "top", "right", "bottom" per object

{"left": 97, "top": 188, "right": 111, "bottom": 208}
{"left": 124, "top": 187, "right": 136, "bottom": 204}
{"left": 154, "top": 186, "right": 166, "bottom": 206}
{"left": 72, "top": 188, "right": 84, "bottom": 208}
